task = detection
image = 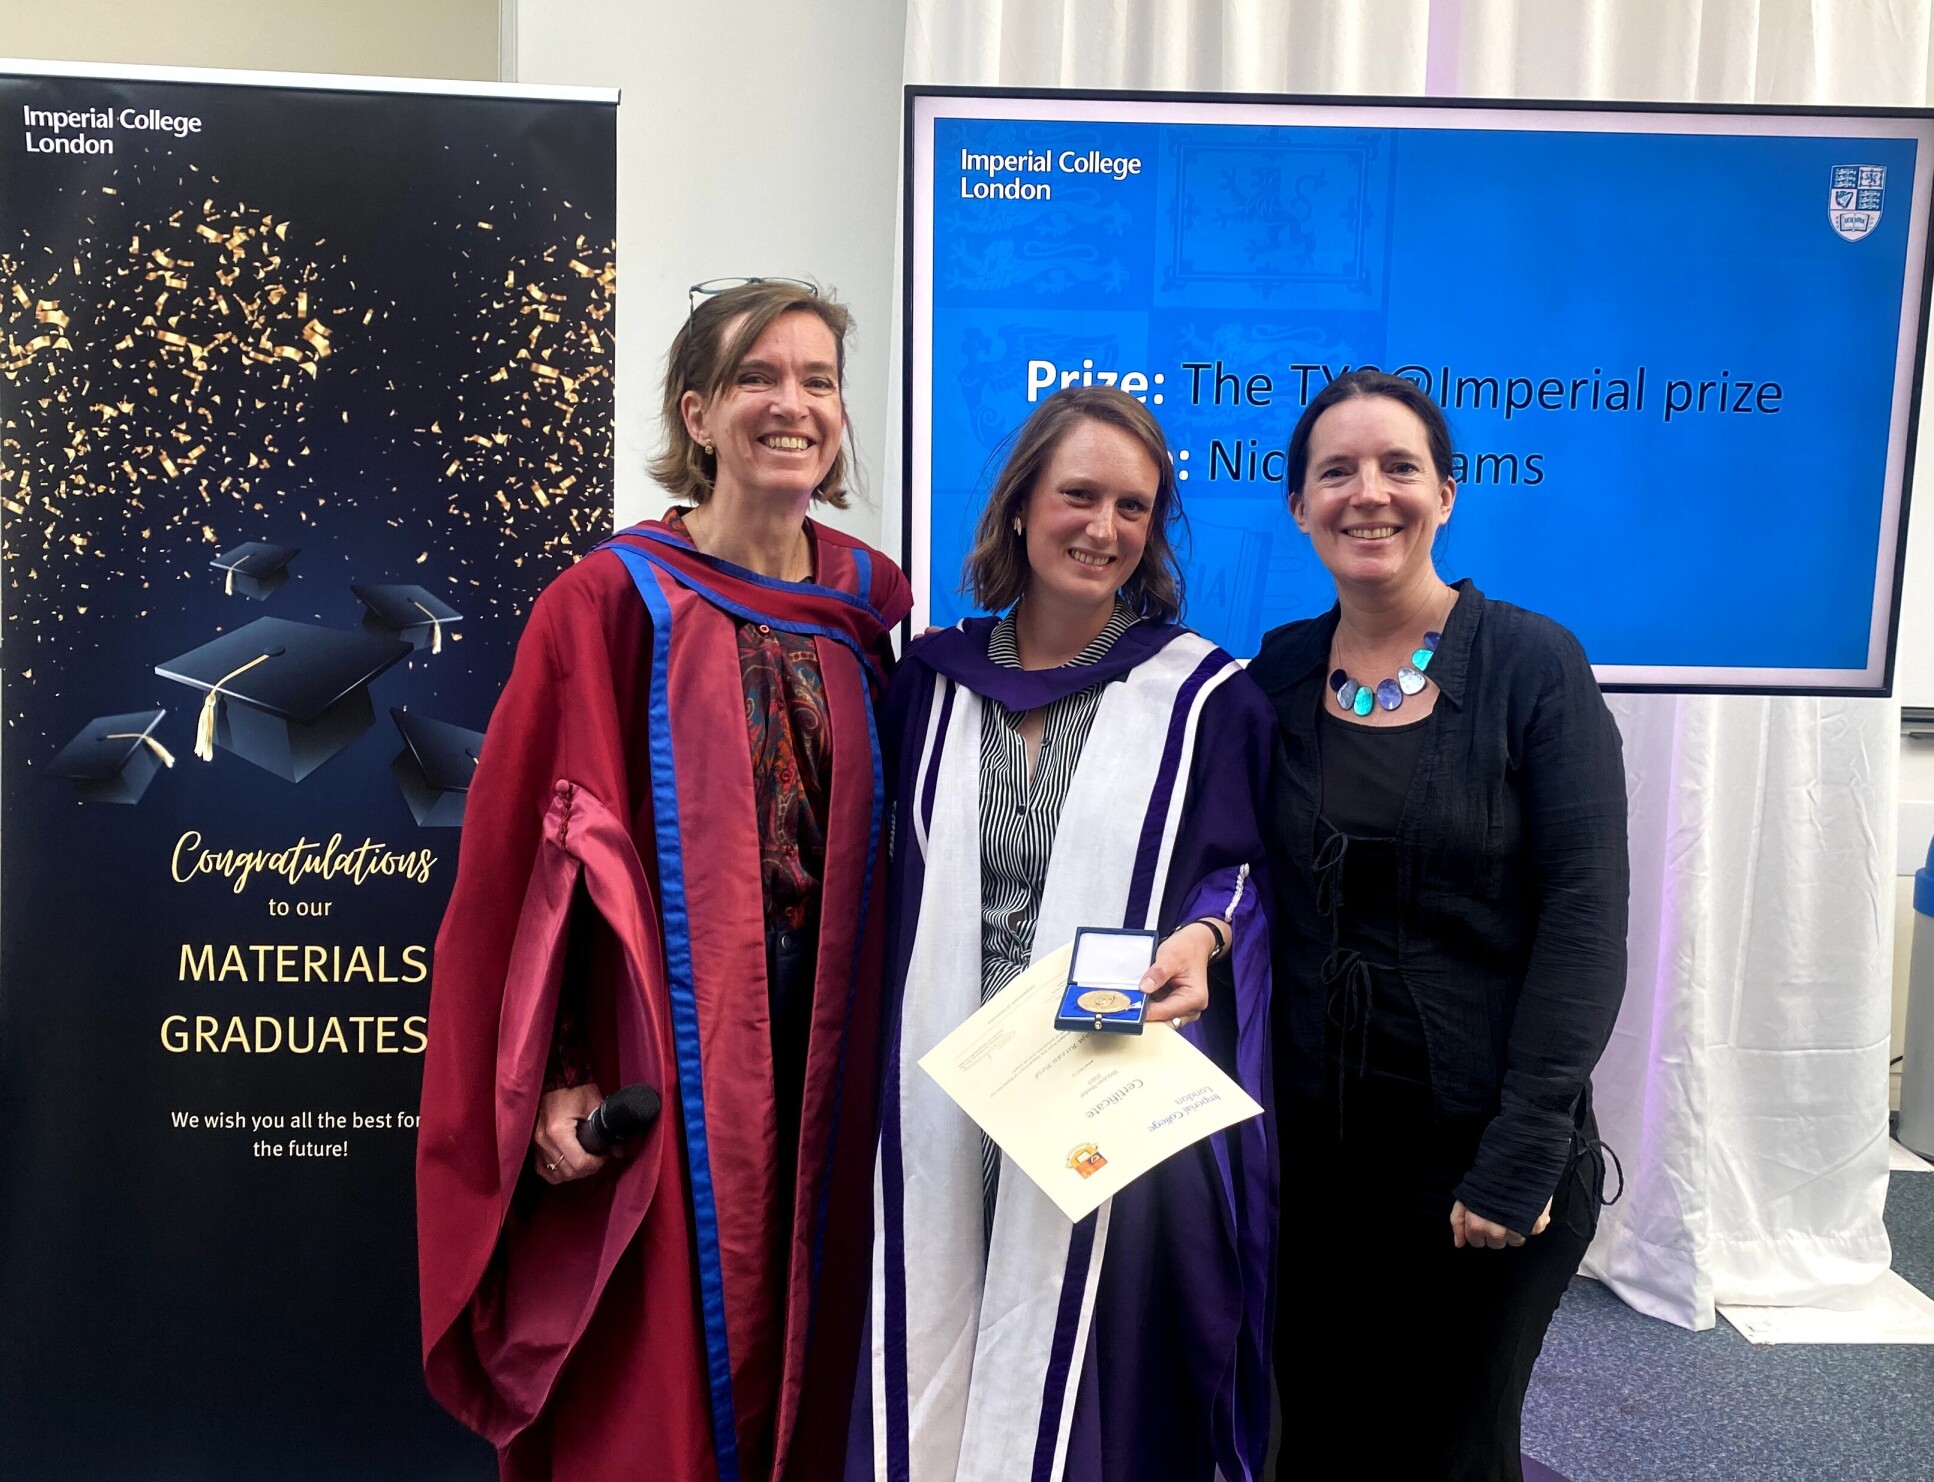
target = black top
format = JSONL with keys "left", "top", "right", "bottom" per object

{"left": 1252, "top": 580, "right": 1630, "bottom": 1234}
{"left": 1316, "top": 709, "right": 1435, "bottom": 1111}
{"left": 1316, "top": 707, "right": 1430, "bottom": 997}
{"left": 1317, "top": 708, "right": 1430, "bottom": 839}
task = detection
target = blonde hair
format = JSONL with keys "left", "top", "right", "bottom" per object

{"left": 649, "top": 280, "right": 854, "bottom": 508}
{"left": 961, "top": 386, "right": 1186, "bottom": 621}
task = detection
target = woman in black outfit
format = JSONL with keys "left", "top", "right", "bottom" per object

{"left": 1251, "top": 371, "right": 1628, "bottom": 1481}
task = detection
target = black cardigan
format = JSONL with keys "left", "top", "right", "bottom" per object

{"left": 1250, "top": 580, "right": 1629, "bottom": 1233}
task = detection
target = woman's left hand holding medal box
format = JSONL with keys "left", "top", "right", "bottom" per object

{"left": 1053, "top": 926, "right": 1158, "bottom": 1034}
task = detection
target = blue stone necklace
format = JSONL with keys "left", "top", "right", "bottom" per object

{"left": 1330, "top": 629, "right": 1440, "bottom": 716}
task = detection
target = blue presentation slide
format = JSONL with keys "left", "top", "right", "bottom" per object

{"left": 911, "top": 98, "right": 1934, "bottom": 689}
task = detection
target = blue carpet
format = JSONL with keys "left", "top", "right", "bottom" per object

{"left": 1522, "top": 1171, "right": 1934, "bottom": 1481}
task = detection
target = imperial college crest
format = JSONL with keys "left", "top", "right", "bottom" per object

{"left": 1830, "top": 164, "right": 1886, "bottom": 241}
{"left": 1067, "top": 1143, "right": 1108, "bottom": 1179}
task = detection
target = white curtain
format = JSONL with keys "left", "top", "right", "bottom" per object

{"left": 906, "top": 0, "right": 1918, "bottom": 1329}
{"left": 1595, "top": 696, "right": 1895, "bottom": 1327}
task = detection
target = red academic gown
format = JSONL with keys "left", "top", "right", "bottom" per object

{"left": 416, "top": 515, "right": 910, "bottom": 1482}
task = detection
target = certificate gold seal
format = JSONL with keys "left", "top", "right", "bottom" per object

{"left": 1076, "top": 989, "right": 1133, "bottom": 1015}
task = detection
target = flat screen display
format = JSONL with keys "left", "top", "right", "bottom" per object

{"left": 904, "top": 89, "right": 1934, "bottom": 692}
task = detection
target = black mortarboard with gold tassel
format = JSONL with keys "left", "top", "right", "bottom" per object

{"left": 154, "top": 617, "right": 408, "bottom": 782}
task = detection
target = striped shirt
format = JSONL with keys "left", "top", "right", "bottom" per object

{"left": 978, "top": 599, "right": 1141, "bottom": 1001}
{"left": 976, "top": 598, "right": 1139, "bottom": 1222}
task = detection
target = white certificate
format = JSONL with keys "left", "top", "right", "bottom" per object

{"left": 917, "top": 941, "right": 1262, "bottom": 1221}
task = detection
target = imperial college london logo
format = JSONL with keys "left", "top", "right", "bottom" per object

{"left": 1830, "top": 164, "right": 1886, "bottom": 241}
{"left": 1067, "top": 1143, "right": 1108, "bottom": 1179}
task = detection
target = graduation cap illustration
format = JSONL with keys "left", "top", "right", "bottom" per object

{"left": 390, "top": 708, "right": 484, "bottom": 827}
{"left": 351, "top": 582, "right": 461, "bottom": 654}
{"left": 45, "top": 708, "right": 175, "bottom": 804}
{"left": 154, "top": 617, "right": 410, "bottom": 782}
{"left": 211, "top": 541, "right": 299, "bottom": 600}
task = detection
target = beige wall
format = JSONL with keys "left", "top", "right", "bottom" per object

{"left": 515, "top": 0, "right": 909, "bottom": 543}
{"left": 0, "top": 0, "right": 502, "bottom": 81}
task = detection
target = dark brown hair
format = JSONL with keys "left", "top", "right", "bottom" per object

{"left": 1284, "top": 368, "right": 1456, "bottom": 499}
{"left": 962, "top": 386, "right": 1186, "bottom": 621}
{"left": 649, "top": 280, "right": 855, "bottom": 507}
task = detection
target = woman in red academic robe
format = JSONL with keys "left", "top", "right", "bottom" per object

{"left": 416, "top": 280, "right": 911, "bottom": 1482}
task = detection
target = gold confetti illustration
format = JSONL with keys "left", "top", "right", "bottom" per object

{"left": 1, "top": 154, "right": 615, "bottom": 728}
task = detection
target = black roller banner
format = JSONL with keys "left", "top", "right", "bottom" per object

{"left": 0, "top": 66, "right": 616, "bottom": 1478}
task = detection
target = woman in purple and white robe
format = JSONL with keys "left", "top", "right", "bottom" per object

{"left": 848, "top": 387, "right": 1278, "bottom": 1482}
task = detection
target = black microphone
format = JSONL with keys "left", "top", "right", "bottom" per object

{"left": 575, "top": 1082, "right": 662, "bottom": 1155}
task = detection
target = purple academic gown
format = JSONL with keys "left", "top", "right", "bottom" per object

{"left": 848, "top": 619, "right": 1278, "bottom": 1482}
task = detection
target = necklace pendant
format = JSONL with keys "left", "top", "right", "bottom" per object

{"left": 1335, "top": 623, "right": 1438, "bottom": 718}
{"left": 1412, "top": 629, "right": 1441, "bottom": 671}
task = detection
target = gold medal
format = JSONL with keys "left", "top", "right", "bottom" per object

{"left": 1076, "top": 989, "right": 1133, "bottom": 1015}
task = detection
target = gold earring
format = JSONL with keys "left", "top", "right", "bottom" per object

{"left": 702, "top": 441, "right": 714, "bottom": 456}
{"left": 1012, "top": 518, "right": 1023, "bottom": 536}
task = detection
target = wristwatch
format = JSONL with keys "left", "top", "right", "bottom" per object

{"left": 1192, "top": 915, "right": 1229, "bottom": 963}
